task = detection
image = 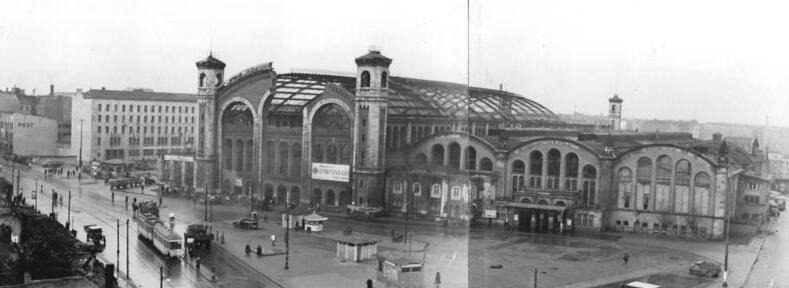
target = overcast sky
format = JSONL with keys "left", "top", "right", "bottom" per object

{"left": 1, "top": 0, "right": 787, "bottom": 127}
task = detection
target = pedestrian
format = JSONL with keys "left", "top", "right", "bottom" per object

{"left": 256, "top": 244, "right": 262, "bottom": 256}
{"left": 434, "top": 272, "right": 441, "bottom": 288}
{"left": 196, "top": 257, "right": 201, "bottom": 270}
{"left": 623, "top": 252, "right": 630, "bottom": 264}
{"left": 245, "top": 243, "right": 251, "bottom": 256}
{"left": 111, "top": 192, "right": 115, "bottom": 203}
{"left": 141, "top": 185, "right": 145, "bottom": 194}
{"left": 159, "top": 197, "right": 162, "bottom": 207}
{"left": 270, "top": 234, "right": 276, "bottom": 246}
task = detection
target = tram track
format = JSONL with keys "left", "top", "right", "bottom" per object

{"left": 17, "top": 168, "right": 210, "bottom": 288}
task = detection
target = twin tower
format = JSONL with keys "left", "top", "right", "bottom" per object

{"left": 191, "top": 49, "right": 392, "bottom": 205}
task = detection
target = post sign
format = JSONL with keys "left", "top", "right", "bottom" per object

{"left": 311, "top": 163, "right": 350, "bottom": 182}
{"left": 483, "top": 209, "right": 497, "bottom": 218}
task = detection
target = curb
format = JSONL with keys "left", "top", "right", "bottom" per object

{"left": 741, "top": 221, "right": 776, "bottom": 287}
{"left": 211, "top": 240, "right": 288, "bottom": 288}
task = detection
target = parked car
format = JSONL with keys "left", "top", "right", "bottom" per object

{"left": 689, "top": 260, "right": 721, "bottom": 277}
{"left": 621, "top": 281, "right": 661, "bottom": 288}
{"left": 232, "top": 217, "right": 259, "bottom": 229}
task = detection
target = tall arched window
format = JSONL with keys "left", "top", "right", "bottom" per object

{"left": 547, "top": 149, "right": 561, "bottom": 189}
{"left": 340, "top": 144, "right": 351, "bottom": 163}
{"left": 675, "top": 159, "right": 691, "bottom": 186}
{"left": 199, "top": 73, "right": 206, "bottom": 87}
{"left": 360, "top": 71, "right": 371, "bottom": 87}
{"left": 512, "top": 160, "right": 525, "bottom": 193}
{"left": 618, "top": 168, "right": 633, "bottom": 209}
{"left": 694, "top": 172, "right": 711, "bottom": 215}
{"left": 564, "top": 153, "right": 579, "bottom": 190}
{"left": 327, "top": 145, "right": 338, "bottom": 164}
{"left": 381, "top": 71, "right": 388, "bottom": 88}
{"left": 292, "top": 143, "right": 301, "bottom": 177}
{"left": 431, "top": 144, "right": 445, "bottom": 166}
{"left": 465, "top": 147, "right": 477, "bottom": 170}
{"left": 279, "top": 142, "right": 289, "bottom": 175}
{"left": 529, "top": 151, "right": 543, "bottom": 188}
{"left": 236, "top": 140, "right": 244, "bottom": 171}
{"left": 415, "top": 153, "right": 428, "bottom": 165}
{"left": 224, "top": 139, "right": 233, "bottom": 169}
{"left": 314, "top": 144, "right": 324, "bottom": 163}
{"left": 215, "top": 73, "right": 223, "bottom": 86}
{"left": 246, "top": 140, "right": 253, "bottom": 171}
{"left": 448, "top": 143, "right": 461, "bottom": 169}
{"left": 636, "top": 157, "right": 652, "bottom": 183}
{"left": 480, "top": 157, "right": 493, "bottom": 171}
{"left": 266, "top": 141, "right": 274, "bottom": 174}
{"left": 656, "top": 155, "right": 672, "bottom": 184}
{"left": 582, "top": 165, "right": 597, "bottom": 206}
{"left": 694, "top": 172, "right": 710, "bottom": 188}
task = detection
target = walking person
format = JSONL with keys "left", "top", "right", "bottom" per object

{"left": 623, "top": 252, "right": 630, "bottom": 264}
{"left": 270, "top": 234, "right": 276, "bottom": 246}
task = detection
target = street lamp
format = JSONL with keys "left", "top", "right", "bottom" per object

{"left": 79, "top": 119, "right": 84, "bottom": 169}
{"left": 285, "top": 201, "right": 290, "bottom": 270}
{"left": 718, "top": 141, "right": 730, "bottom": 287}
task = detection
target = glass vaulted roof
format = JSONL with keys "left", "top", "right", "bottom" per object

{"left": 268, "top": 73, "right": 560, "bottom": 123}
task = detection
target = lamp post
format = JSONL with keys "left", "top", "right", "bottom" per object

{"left": 719, "top": 140, "right": 730, "bottom": 287}
{"left": 116, "top": 219, "right": 120, "bottom": 273}
{"left": 285, "top": 202, "right": 290, "bottom": 270}
{"left": 79, "top": 119, "right": 84, "bottom": 169}
{"left": 126, "top": 218, "right": 130, "bottom": 279}
{"left": 205, "top": 183, "right": 209, "bottom": 221}
{"left": 66, "top": 189, "right": 71, "bottom": 230}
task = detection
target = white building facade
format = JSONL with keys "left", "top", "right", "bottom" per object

{"left": 71, "top": 89, "right": 198, "bottom": 162}
{"left": 0, "top": 112, "right": 58, "bottom": 156}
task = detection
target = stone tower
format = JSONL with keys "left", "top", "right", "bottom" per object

{"left": 352, "top": 48, "right": 391, "bottom": 207}
{"left": 608, "top": 94, "right": 623, "bottom": 130}
{"left": 194, "top": 53, "right": 226, "bottom": 193}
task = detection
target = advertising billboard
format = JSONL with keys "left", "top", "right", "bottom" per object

{"left": 311, "top": 163, "right": 350, "bottom": 182}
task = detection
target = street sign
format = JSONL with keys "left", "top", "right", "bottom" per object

{"left": 483, "top": 209, "right": 497, "bottom": 218}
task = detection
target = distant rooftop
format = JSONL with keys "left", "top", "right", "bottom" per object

{"left": 83, "top": 89, "right": 197, "bottom": 102}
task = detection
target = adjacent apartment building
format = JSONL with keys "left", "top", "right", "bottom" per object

{"left": 71, "top": 88, "right": 197, "bottom": 163}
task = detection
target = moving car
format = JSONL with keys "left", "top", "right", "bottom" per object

{"left": 689, "top": 260, "right": 721, "bottom": 278}
{"left": 232, "top": 217, "right": 259, "bottom": 229}
{"left": 621, "top": 281, "right": 661, "bottom": 288}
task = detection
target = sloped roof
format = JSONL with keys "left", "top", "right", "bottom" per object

{"left": 83, "top": 89, "right": 197, "bottom": 102}
{"left": 196, "top": 54, "right": 226, "bottom": 69}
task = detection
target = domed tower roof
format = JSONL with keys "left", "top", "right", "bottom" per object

{"left": 354, "top": 49, "right": 392, "bottom": 67}
{"left": 609, "top": 94, "right": 623, "bottom": 103}
{"left": 196, "top": 53, "right": 226, "bottom": 69}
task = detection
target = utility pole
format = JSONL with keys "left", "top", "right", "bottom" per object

{"left": 159, "top": 266, "right": 163, "bottom": 288}
{"left": 16, "top": 168, "right": 20, "bottom": 197}
{"left": 533, "top": 268, "right": 537, "bottom": 288}
{"left": 719, "top": 141, "right": 730, "bottom": 287}
{"left": 285, "top": 202, "right": 290, "bottom": 270}
{"left": 126, "top": 218, "right": 130, "bottom": 279}
{"left": 66, "top": 190, "right": 71, "bottom": 230}
{"left": 116, "top": 219, "right": 120, "bottom": 273}
{"left": 79, "top": 119, "right": 84, "bottom": 169}
{"left": 204, "top": 183, "right": 209, "bottom": 221}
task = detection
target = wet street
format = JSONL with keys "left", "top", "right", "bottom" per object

{"left": 10, "top": 165, "right": 278, "bottom": 288}
{"left": 743, "top": 213, "right": 789, "bottom": 288}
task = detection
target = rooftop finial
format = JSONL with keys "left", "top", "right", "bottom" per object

{"left": 368, "top": 45, "right": 381, "bottom": 53}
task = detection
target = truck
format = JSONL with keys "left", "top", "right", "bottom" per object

{"left": 82, "top": 224, "right": 106, "bottom": 252}
{"left": 183, "top": 224, "right": 214, "bottom": 250}
{"left": 134, "top": 201, "right": 183, "bottom": 259}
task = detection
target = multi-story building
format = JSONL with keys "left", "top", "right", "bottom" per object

{"left": 155, "top": 48, "right": 772, "bottom": 239}
{"left": 71, "top": 88, "right": 198, "bottom": 163}
{"left": 0, "top": 112, "right": 57, "bottom": 156}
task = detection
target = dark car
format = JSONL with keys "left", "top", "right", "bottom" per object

{"left": 232, "top": 217, "right": 258, "bottom": 229}
{"left": 689, "top": 260, "right": 721, "bottom": 277}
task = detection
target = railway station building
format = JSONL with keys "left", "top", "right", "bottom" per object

{"left": 188, "top": 49, "right": 768, "bottom": 239}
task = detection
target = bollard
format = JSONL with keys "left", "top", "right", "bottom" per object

{"left": 220, "top": 231, "right": 225, "bottom": 244}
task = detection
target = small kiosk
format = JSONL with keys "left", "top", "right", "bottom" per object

{"left": 336, "top": 235, "right": 379, "bottom": 262}
{"left": 377, "top": 251, "right": 424, "bottom": 288}
{"left": 303, "top": 212, "right": 328, "bottom": 232}
{"left": 281, "top": 208, "right": 312, "bottom": 230}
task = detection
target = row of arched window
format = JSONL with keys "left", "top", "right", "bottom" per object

{"left": 509, "top": 149, "right": 598, "bottom": 206}
{"left": 263, "top": 141, "right": 302, "bottom": 177}
{"left": 634, "top": 156, "right": 700, "bottom": 186}
{"left": 313, "top": 143, "right": 352, "bottom": 164}
{"left": 413, "top": 144, "right": 494, "bottom": 171}
{"left": 618, "top": 156, "right": 712, "bottom": 214}
{"left": 223, "top": 138, "right": 253, "bottom": 172}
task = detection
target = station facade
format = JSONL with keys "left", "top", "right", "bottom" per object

{"left": 191, "top": 49, "right": 767, "bottom": 239}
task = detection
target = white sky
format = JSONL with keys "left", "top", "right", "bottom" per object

{"left": 1, "top": 0, "right": 787, "bottom": 127}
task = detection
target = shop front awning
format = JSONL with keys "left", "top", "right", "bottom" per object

{"left": 495, "top": 201, "right": 567, "bottom": 213}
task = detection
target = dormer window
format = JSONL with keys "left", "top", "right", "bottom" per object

{"left": 360, "top": 71, "right": 371, "bottom": 88}
{"left": 199, "top": 73, "right": 206, "bottom": 87}
{"left": 381, "top": 72, "right": 388, "bottom": 88}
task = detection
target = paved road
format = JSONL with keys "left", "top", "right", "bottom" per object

{"left": 743, "top": 213, "right": 788, "bottom": 288}
{"left": 9, "top": 164, "right": 277, "bottom": 288}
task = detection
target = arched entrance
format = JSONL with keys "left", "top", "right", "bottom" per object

{"left": 264, "top": 184, "right": 274, "bottom": 205}
{"left": 276, "top": 185, "right": 287, "bottom": 205}
{"left": 312, "top": 189, "right": 322, "bottom": 205}
{"left": 290, "top": 186, "right": 301, "bottom": 205}
{"left": 326, "top": 190, "right": 335, "bottom": 206}
{"left": 309, "top": 102, "right": 352, "bottom": 207}
{"left": 220, "top": 101, "right": 256, "bottom": 198}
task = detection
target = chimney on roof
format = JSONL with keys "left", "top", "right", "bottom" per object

{"left": 101, "top": 87, "right": 106, "bottom": 90}
{"left": 712, "top": 132, "right": 722, "bottom": 145}
{"left": 499, "top": 83, "right": 503, "bottom": 91}
{"left": 50, "top": 84, "right": 54, "bottom": 96}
